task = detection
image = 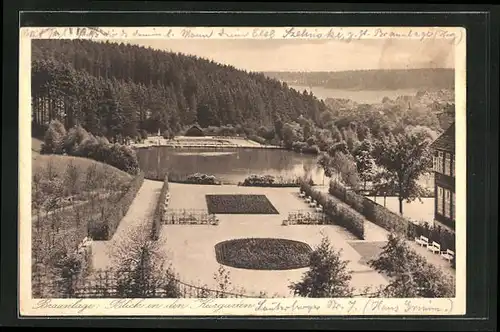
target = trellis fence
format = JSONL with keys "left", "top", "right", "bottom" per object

{"left": 33, "top": 269, "right": 264, "bottom": 299}
{"left": 162, "top": 209, "right": 219, "bottom": 225}
{"left": 283, "top": 210, "right": 329, "bottom": 225}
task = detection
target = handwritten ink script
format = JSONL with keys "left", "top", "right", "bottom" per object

{"left": 21, "top": 27, "right": 464, "bottom": 45}
{"left": 30, "top": 298, "right": 455, "bottom": 316}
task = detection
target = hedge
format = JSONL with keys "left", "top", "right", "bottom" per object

{"left": 300, "top": 180, "right": 365, "bottom": 240}
{"left": 329, "top": 180, "right": 455, "bottom": 251}
{"left": 151, "top": 175, "right": 169, "bottom": 241}
{"left": 239, "top": 174, "right": 303, "bottom": 187}
{"left": 89, "top": 172, "right": 145, "bottom": 240}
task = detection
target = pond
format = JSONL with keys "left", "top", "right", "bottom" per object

{"left": 136, "top": 147, "right": 326, "bottom": 185}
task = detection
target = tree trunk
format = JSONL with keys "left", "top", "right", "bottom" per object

{"left": 399, "top": 197, "right": 403, "bottom": 215}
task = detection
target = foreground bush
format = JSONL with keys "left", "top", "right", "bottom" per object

{"left": 300, "top": 180, "right": 365, "bottom": 240}
{"left": 109, "top": 224, "right": 181, "bottom": 298}
{"left": 290, "top": 236, "right": 353, "bottom": 297}
{"left": 369, "top": 234, "right": 455, "bottom": 298}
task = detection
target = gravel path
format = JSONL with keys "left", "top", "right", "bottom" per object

{"left": 91, "top": 179, "right": 163, "bottom": 270}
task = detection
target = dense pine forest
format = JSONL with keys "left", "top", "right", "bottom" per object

{"left": 265, "top": 69, "right": 454, "bottom": 90}
{"left": 31, "top": 39, "right": 329, "bottom": 140}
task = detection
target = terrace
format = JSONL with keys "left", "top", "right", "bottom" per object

{"left": 158, "top": 183, "right": 389, "bottom": 296}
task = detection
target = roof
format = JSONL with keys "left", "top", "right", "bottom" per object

{"left": 430, "top": 122, "right": 455, "bottom": 152}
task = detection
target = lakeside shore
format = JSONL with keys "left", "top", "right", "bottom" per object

{"left": 131, "top": 135, "right": 284, "bottom": 150}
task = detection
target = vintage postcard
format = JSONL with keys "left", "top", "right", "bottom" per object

{"left": 19, "top": 26, "right": 466, "bottom": 316}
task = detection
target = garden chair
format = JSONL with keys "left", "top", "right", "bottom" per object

{"left": 427, "top": 241, "right": 441, "bottom": 254}
{"left": 305, "top": 197, "right": 311, "bottom": 203}
{"left": 415, "top": 235, "right": 429, "bottom": 247}
{"left": 440, "top": 249, "right": 455, "bottom": 262}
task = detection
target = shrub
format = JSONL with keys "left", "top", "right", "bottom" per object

{"left": 289, "top": 236, "right": 354, "bottom": 297}
{"left": 369, "top": 234, "right": 455, "bottom": 298}
{"left": 151, "top": 175, "right": 169, "bottom": 241}
{"left": 64, "top": 125, "right": 91, "bottom": 155}
{"left": 110, "top": 224, "right": 181, "bottom": 298}
{"left": 185, "top": 173, "right": 220, "bottom": 185}
{"left": 62, "top": 160, "right": 80, "bottom": 196}
{"left": 88, "top": 172, "right": 145, "bottom": 240}
{"left": 300, "top": 179, "right": 365, "bottom": 240}
{"left": 41, "top": 120, "right": 66, "bottom": 154}
{"left": 41, "top": 124, "right": 140, "bottom": 175}
{"left": 241, "top": 174, "right": 275, "bottom": 186}
{"left": 240, "top": 174, "right": 302, "bottom": 187}
{"left": 407, "top": 222, "right": 455, "bottom": 251}
{"left": 329, "top": 180, "right": 408, "bottom": 234}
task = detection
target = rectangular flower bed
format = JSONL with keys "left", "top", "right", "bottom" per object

{"left": 205, "top": 194, "right": 279, "bottom": 214}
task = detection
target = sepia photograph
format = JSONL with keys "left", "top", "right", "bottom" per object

{"left": 18, "top": 26, "right": 466, "bottom": 316}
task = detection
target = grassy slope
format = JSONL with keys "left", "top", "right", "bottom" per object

{"left": 32, "top": 153, "right": 132, "bottom": 183}
{"left": 32, "top": 137, "right": 43, "bottom": 154}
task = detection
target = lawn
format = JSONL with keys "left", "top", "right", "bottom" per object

{"left": 348, "top": 241, "right": 387, "bottom": 266}
{"left": 205, "top": 194, "right": 279, "bottom": 214}
{"left": 32, "top": 154, "right": 133, "bottom": 213}
{"left": 215, "top": 238, "right": 312, "bottom": 270}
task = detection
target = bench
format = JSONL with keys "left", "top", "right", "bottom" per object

{"left": 305, "top": 197, "right": 312, "bottom": 203}
{"left": 299, "top": 192, "right": 306, "bottom": 198}
{"left": 315, "top": 205, "right": 323, "bottom": 213}
{"left": 309, "top": 201, "right": 317, "bottom": 207}
{"left": 441, "top": 249, "right": 455, "bottom": 262}
{"left": 415, "top": 235, "right": 429, "bottom": 247}
{"left": 427, "top": 241, "right": 441, "bottom": 254}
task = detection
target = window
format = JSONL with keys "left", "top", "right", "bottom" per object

{"left": 436, "top": 151, "right": 444, "bottom": 173}
{"left": 444, "top": 189, "right": 451, "bottom": 218}
{"left": 451, "top": 155, "right": 455, "bottom": 177}
{"left": 437, "top": 186, "right": 444, "bottom": 215}
{"left": 433, "top": 153, "right": 439, "bottom": 172}
{"left": 452, "top": 192, "right": 456, "bottom": 220}
{"left": 444, "top": 153, "right": 451, "bottom": 176}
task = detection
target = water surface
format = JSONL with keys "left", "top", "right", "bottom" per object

{"left": 136, "top": 147, "right": 326, "bottom": 185}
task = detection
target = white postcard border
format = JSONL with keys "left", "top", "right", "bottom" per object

{"left": 19, "top": 26, "right": 467, "bottom": 316}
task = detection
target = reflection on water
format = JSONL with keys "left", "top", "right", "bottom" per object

{"left": 136, "top": 147, "right": 326, "bottom": 184}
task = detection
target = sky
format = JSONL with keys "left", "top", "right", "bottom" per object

{"left": 112, "top": 38, "right": 455, "bottom": 73}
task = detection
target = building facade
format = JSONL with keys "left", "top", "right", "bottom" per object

{"left": 430, "top": 123, "right": 455, "bottom": 230}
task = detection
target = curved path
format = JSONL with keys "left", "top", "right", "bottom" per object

{"left": 91, "top": 179, "right": 163, "bottom": 270}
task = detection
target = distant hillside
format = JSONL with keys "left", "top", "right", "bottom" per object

{"left": 264, "top": 69, "right": 454, "bottom": 91}
{"left": 31, "top": 39, "right": 328, "bottom": 140}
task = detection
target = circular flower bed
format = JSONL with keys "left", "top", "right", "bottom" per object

{"left": 214, "top": 238, "right": 312, "bottom": 270}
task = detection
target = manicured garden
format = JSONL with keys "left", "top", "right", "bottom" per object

{"left": 205, "top": 194, "right": 279, "bottom": 214}
{"left": 214, "top": 238, "right": 313, "bottom": 270}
